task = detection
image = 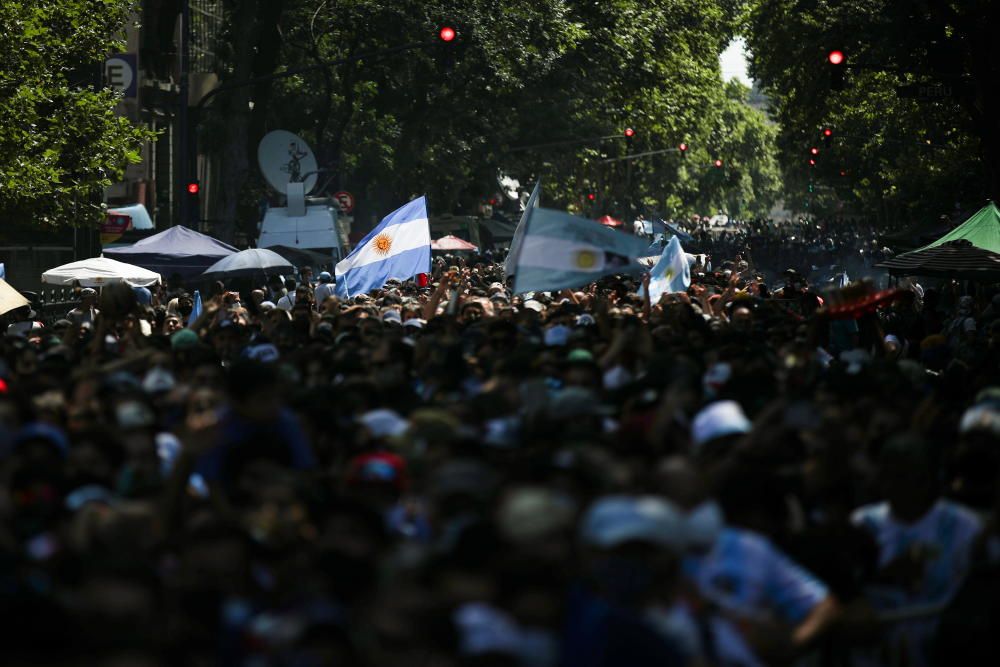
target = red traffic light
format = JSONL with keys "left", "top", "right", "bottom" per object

{"left": 809, "top": 159, "right": 816, "bottom": 166}
{"left": 624, "top": 127, "right": 635, "bottom": 138}
{"left": 840, "top": 169, "right": 847, "bottom": 176}
{"left": 713, "top": 159, "right": 723, "bottom": 168}
{"left": 587, "top": 193, "right": 596, "bottom": 201}
{"left": 823, "top": 128, "right": 833, "bottom": 137}
{"left": 828, "top": 50, "right": 845, "bottom": 65}
{"left": 678, "top": 143, "right": 688, "bottom": 151}
{"left": 810, "top": 147, "right": 819, "bottom": 155}
{"left": 186, "top": 181, "right": 200, "bottom": 195}
{"left": 439, "top": 26, "right": 456, "bottom": 42}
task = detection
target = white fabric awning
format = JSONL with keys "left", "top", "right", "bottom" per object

{"left": 41, "top": 256, "right": 161, "bottom": 287}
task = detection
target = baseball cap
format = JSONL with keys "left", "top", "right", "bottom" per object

{"left": 580, "top": 495, "right": 687, "bottom": 552}
{"left": 382, "top": 310, "right": 403, "bottom": 325}
{"left": 959, "top": 404, "right": 1000, "bottom": 437}
{"left": 243, "top": 343, "right": 280, "bottom": 363}
{"left": 142, "top": 366, "right": 176, "bottom": 394}
{"left": 403, "top": 318, "right": 426, "bottom": 329}
{"left": 497, "top": 487, "right": 577, "bottom": 544}
{"left": 319, "top": 271, "right": 333, "bottom": 283}
{"left": 691, "top": 400, "right": 751, "bottom": 447}
{"left": 132, "top": 286, "right": 152, "bottom": 305}
{"left": 544, "top": 324, "right": 571, "bottom": 347}
{"left": 170, "top": 328, "right": 200, "bottom": 351}
{"left": 15, "top": 422, "right": 69, "bottom": 457}
{"left": 522, "top": 300, "right": 544, "bottom": 313}
{"left": 576, "top": 313, "right": 596, "bottom": 327}
{"left": 358, "top": 408, "right": 409, "bottom": 439}
{"left": 346, "top": 452, "right": 408, "bottom": 493}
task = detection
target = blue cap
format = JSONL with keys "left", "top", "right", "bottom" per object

{"left": 133, "top": 286, "right": 152, "bottom": 305}
{"left": 15, "top": 422, "right": 69, "bottom": 457}
{"left": 580, "top": 495, "right": 686, "bottom": 551}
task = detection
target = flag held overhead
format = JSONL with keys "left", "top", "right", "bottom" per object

{"left": 335, "top": 197, "right": 431, "bottom": 298}
{"left": 639, "top": 235, "right": 691, "bottom": 304}
{"left": 512, "top": 207, "right": 649, "bottom": 294}
{"left": 504, "top": 180, "right": 540, "bottom": 278}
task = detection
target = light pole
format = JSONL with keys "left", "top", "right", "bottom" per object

{"left": 178, "top": 0, "right": 191, "bottom": 226}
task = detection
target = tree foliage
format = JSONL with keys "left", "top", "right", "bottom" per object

{"left": 203, "top": 0, "right": 783, "bottom": 236}
{"left": 0, "top": 0, "right": 152, "bottom": 228}
{"left": 744, "top": 0, "right": 998, "bottom": 226}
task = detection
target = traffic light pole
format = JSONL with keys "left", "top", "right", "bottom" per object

{"left": 508, "top": 134, "right": 631, "bottom": 153}
{"left": 601, "top": 146, "right": 686, "bottom": 163}
{"left": 178, "top": 0, "right": 191, "bottom": 226}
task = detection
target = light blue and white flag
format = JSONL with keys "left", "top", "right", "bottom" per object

{"left": 188, "top": 290, "right": 202, "bottom": 326}
{"left": 640, "top": 235, "right": 690, "bottom": 303}
{"left": 504, "top": 180, "right": 540, "bottom": 278}
{"left": 512, "top": 207, "right": 649, "bottom": 294}
{"left": 0, "top": 263, "right": 5, "bottom": 280}
{"left": 335, "top": 196, "right": 430, "bottom": 298}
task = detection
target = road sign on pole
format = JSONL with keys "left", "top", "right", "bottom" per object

{"left": 334, "top": 191, "right": 355, "bottom": 213}
{"left": 896, "top": 82, "right": 971, "bottom": 100}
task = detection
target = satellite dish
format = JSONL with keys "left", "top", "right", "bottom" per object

{"left": 258, "top": 130, "right": 319, "bottom": 195}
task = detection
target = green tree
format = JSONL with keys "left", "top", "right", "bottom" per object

{"left": 0, "top": 0, "right": 151, "bottom": 227}
{"left": 744, "top": 0, "right": 994, "bottom": 226}
{"left": 691, "top": 80, "right": 781, "bottom": 217}
{"left": 203, "top": 0, "right": 781, "bottom": 236}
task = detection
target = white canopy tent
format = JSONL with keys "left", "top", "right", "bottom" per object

{"left": 41, "top": 257, "right": 161, "bottom": 287}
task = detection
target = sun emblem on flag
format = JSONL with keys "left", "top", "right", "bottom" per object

{"left": 575, "top": 250, "right": 598, "bottom": 269}
{"left": 372, "top": 233, "right": 392, "bottom": 255}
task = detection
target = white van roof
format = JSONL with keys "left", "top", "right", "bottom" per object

{"left": 258, "top": 205, "right": 340, "bottom": 250}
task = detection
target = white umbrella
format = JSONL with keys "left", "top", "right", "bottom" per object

{"left": 201, "top": 248, "right": 294, "bottom": 280}
{"left": 431, "top": 235, "right": 478, "bottom": 251}
{"left": 0, "top": 279, "right": 30, "bottom": 316}
{"left": 41, "top": 256, "right": 161, "bottom": 287}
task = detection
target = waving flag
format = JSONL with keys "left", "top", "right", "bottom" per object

{"left": 640, "top": 235, "right": 691, "bottom": 303}
{"left": 188, "top": 290, "right": 202, "bottom": 326}
{"left": 335, "top": 197, "right": 430, "bottom": 298}
{"left": 512, "top": 207, "right": 649, "bottom": 294}
{"left": 504, "top": 180, "right": 540, "bottom": 278}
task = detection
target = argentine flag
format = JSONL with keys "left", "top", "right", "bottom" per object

{"left": 335, "top": 197, "right": 430, "bottom": 298}
{"left": 188, "top": 290, "right": 202, "bottom": 327}
{"left": 640, "top": 235, "right": 690, "bottom": 304}
{"left": 512, "top": 207, "right": 649, "bottom": 294}
{"left": 505, "top": 180, "right": 540, "bottom": 278}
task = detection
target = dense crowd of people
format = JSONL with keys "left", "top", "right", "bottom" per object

{"left": 669, "top": 217, "right": 890, "bottom": 278}
{"left": 1, "top": 232, "right": 999, "bottom": 667}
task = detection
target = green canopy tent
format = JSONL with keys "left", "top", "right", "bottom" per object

{"left": 877, "top": 202, "right": 1000, "bottom": 281}
{"left": 914, "top": 201, "right": 1000, "bottom": 254}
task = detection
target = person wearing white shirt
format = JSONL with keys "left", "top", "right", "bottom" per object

{"left": 850, "top": 434, "right": 982, "bottom": 667}
{"left": 314, "top": 271, "right": 337, "bottom": 307}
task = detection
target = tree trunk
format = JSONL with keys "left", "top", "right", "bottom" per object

{"left": 208, "top": 0, "right": 285, "bottom": 246}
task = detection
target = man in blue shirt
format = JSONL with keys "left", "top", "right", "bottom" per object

{"left": 194, "top": 358, "right": 316, "bottom": 492}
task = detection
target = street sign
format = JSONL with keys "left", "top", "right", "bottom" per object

{"left": 334, "top": 191, "right": 355, "bottom": 213}
{"left": 105, "top": 54, "right": 138, "bottom": 98}
{"left": 896, "top": 82, "right": 971, "bottom": 101}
